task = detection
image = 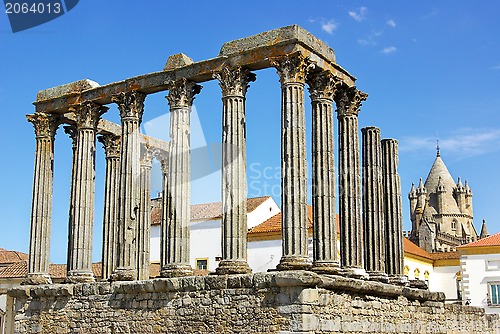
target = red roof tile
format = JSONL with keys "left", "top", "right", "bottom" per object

{"left": 151, "top": 196, "right": 272, "bottom": 225}
{"left": 457, "top": 232, "right": 500, "bottom": 248}
{"left": 0, "top": 261, "right": 102, "bottom": 279}
{"left": 403, "top": 238, "right": 432, "bottom": 259}
{"left": 0, "top": 248, "right": 28, "bottom": 264}
{"left": 430, "top": 251, "right": 460, "bottom": 260}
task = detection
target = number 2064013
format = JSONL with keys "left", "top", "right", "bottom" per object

{"left": 5, "top": 2, "right": 61, "bottom": 14}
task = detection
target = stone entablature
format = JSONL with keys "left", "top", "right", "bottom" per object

{"left": 6, "top": 271, "right": 499, "bottom": 333}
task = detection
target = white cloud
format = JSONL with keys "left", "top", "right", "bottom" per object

{"left": 349, "top": 7, "right": 367, "bottom": 22}
{"left": 358, "top": 31, "right": 382, "bottom": 46}
{"left": 382, "top": 46, "right": 397, "bottom": 54}
{"left": 387, "top": 19, "right": 396, "bottom": 27}
{"left": 321, "top": 20, "right": 338, "bottom": 34}
{"left": 399, "top": 129, "right": 500, "bottom": 158}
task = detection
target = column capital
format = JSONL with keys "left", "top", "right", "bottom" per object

{"left": 26, "top": 112, "right": 60, "bottom": 139}
{"left": 334, "top": 85, "right": 368, "bottom": 117}
{"left": 213, "top": 65, "right": 256, "bottom": 97}
{"left": 166, "top": 78, "right": 202, "bottom": 108}
{"left": 271, "top": 53, "right": 313, "bottom": 84}
{"left": 111, "top": 90, "right": 147, "bottom": 121}
{"left": 307, "top": 71, "right": 341, "bottom": 101}
{"left": 154, "top": 150, "right": 169, "bottom": 173}
{"left": 69, "top": 102, "right": 107, "bottom": 130}
{"left": 98, "top": 134, "right": 121, "bottom": 158}
{"left": 140, "top": 144, "right": 154, "bottom": 168}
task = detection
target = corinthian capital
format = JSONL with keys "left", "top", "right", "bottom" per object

{"left": 26, "top": 112, "right": 60, "bottom": 139}
{"left": 98, "top": 134, "right": 121, "bottom": 158}
{"left": 140, "top": 144, "right": 154, "bottom": 168}
{"left": 271, "top": 53, "right": 313, "bottom": 84}
{"left": 213, "top": 66, "right": 256, "bottom": 97}
{"left": 70, "top": 102, "right": 107, "bottom": 130}
{"left": 112, "top": 91, "right": 147, "bottom": 121}
{"left": 166, "top": 78, "right": 202, "bottom": 108}
{"left": 334, "top": 85, "right": 368, "bottom": 117}
{"left": 307, "top": 71, "right": 341, "bottom": 101}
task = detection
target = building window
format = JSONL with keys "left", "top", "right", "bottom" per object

{"left": 451, "top": 220, "right": 457, "bottom": 230}
{"left": 489, "top": 283, "right": 500, "bottom": 306}
{"left": 196, "top": 258, "right": 208, "bottom": 270}
{"left": 414, "top": 268, "right": 420, "bottom": 279}
{"left": 404, "top": 265, "right": 410, "bottom": 275}
{"left": 486, "top": 260, "right": 500, "bottom": 271}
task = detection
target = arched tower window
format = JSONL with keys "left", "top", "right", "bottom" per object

{"left": 404, "top": 265, "right": 410, "bottom": 275}
{"left": 451, "top": 219, "right": 457, "bottom": 230}
{"left": 414, "top": 268, "right": 420, "bottom": 279}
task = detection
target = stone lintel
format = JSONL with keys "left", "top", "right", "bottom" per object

{"left": 164, "top": 53, "right": 194, "bottom": 71}
{"left": 36, "top": 79, "right": 100, "bottom": 102}
{"left": 63, "top": 113, "right": 169, "bottom": 153}
{"left": 33, "top": 27, "right": 356, "bottom": 114}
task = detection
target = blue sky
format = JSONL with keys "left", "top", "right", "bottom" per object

{"left": 0, "top": 1, "right": 499, "bottom": 264}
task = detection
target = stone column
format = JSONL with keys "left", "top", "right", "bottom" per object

{"left": 334, "top": 85, "right": 368, "bottom": 278}
{"left": 307, "top": 71, "right": 339, "bottom": 273}
{"left": 214, "top": 66, "right": 255, "bottom": 275}
{"left": 67, "top": 102, "right": 106, "bottom": 283}
{"left": 98, "top": 134, "right": 121, "bottom": 280}
{"left": 111, "top": 91, "right": 147, "bottom": 281}
{"left": 25, "top": 112, "right": 60, "bottom": 285}
{"left": 361, "top": 126, "right": 388, "bottom": 282}
{"left": 381, "top": 139, "right": 407, "bottom": 284}
{"left": 161, "top": 78, "right": 201, "bottom": 278}
{"left": 137, "top": 145, "right": 153, "bottom": 280}
{"left": 271, "top": 54, "right": 312, "bottom": 270}
{"left": 158, "top": 154, "right": 169, "bottom": 271}
{"left": 63, "top": 125, "right": 77, "bottom": 280}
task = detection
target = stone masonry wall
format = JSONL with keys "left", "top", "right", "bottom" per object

{"left": 7, "top": 271, "right": 500, "bottom": 333}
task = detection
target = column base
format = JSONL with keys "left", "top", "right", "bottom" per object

{"left": 367, "top": 271, "right": 389, "bottom": 283}
{"left": 388, "top": 274, "right": 409, "bottom": 286}
{"left": 338, "top": 267, "right": 369, "bottom": 280}
{"left": 160, "top": 264, "right": 193, "bottom": 278}
{"left": 66, "top": 270, "right": 95, "bottom": 283}
{"left": 311, "top": 260, "right": 341, "bottom": 274}
{"left": 110, "top": 267, "right": 137, "bottom": 281}
{"left": 22, "top": 273, "right": 52, "bottom": 285}
{"left": 276, "top": 256, "right": 312, "bottom": 271}
{"left": 409, "top": 279, "right": 428, "bottom": 290}
{"left": 216, "top": 260, "right": 252, "bottom": 275}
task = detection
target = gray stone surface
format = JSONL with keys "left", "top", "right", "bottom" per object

{"left": 214, "top": 66, "right": 255, "bottom": 275}
{"left": 36, "top": 79, "right": 100, "bottom": 101}
{"left": 362, "top": 126, "right": 387, "bottom": 280}
{"left": 111, "top": 91, "right": 146, "bottom": 281}
{"left": 307, "top": 70, "right": 340, "bottom": 274}
{"left": 9, "top": 272, "right": 499, "bottom": 333}
{"left": 164, "top": 53, "right": 194, "bottom": 71}
{"left": 382, "top": 139, "right": 405, "bottom": 277}
{"left": 335, "top": 86, "right": 368, "bottom": 271}
{"left": 161, "top": 79, "right": 201, "bottom": 278}
{"left": 137, "top": 145, "right": 153, "bottom": 280}
{"left": 98, "top": 134, "right": 121, "bottom": 280}
{"left": 67, "top": 102, "right": 107, "bottom": 283}
{"left": 273, "top": 54, "right": 312, "bottom": 271}
{"left": 25, "top": 112, "right": 60, "bottom": 285}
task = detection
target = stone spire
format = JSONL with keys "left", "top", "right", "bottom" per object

{"left": 480, "top": 219, "right": 490, "bottom": 239}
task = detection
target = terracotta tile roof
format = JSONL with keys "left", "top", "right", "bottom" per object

{"left": 151, "top": 196, "right": 272, "bottom": 225}
{"left": 248, "top": 207, "right": 340, "bottom": 235}
{"left": 457, "top": 232, "right": 500, "bottom": 248}
{"left": 0, "top": 261, "right": 102, "bottom": 279}
{"left": 430, "top": 251, "right": 460, "bottom": 260}
{"left": 0, "top": 248, "right": 28, "bottom": 264}
{"left": 403, "top": 238, "right": 432, "bottom": 259}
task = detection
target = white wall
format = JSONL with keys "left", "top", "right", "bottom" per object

{"left": 431, "top": 265, "right": 461, "bottom": 301}
{"left": 403, "top": 257, "right": 434, "bottom": 283}
{"left": 461, "top": 253, "right": 500, "bottom": 314}
{"left": 150, "top": 225, "right": 161, "bottom": 263}
{"left": 247, "top": 239, "right": 281, "bottom": 272}
{"left": 247, "top": 198, "right": 280, "bottom": 229}
{"left": 190, "top": 219, "right": 221, "bottom": 271}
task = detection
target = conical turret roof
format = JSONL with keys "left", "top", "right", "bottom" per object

{"left": 480, "top": 220, "right": 490, "bottom": 239}
{"left": 424, "top": 152, "right": 461, "bottom": 214}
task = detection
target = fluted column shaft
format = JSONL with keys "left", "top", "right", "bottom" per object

{"left": 137, "top": 146, "right": 153, "bottom": 280}
{"left": 214, "top": 66, "right": 255, "bottom": 275}
{"left": 272, "top": 54, "right": 311, "bottom": 270}
{"left": 99, "top": 134, "right": 121, "bottom": 280}
{"left": 307, "top": 71, "right": 339, "bottom": 273}
{"left": 159, "top": 156, "right": 169, "bottom": 270}
{"left": 25, "top": 112, "right": 60, "bottom": 285}
{"left": 335, "top": 86, "right": 368, "bottom": 273}
{"left": 382, "top": 139, "right": 405, "bottom": 279}
{"left": 67, "top": 102, "right": 106, "bottom": 283}
{"left": 111, "top": 91, "right": 146, "bottom": 281}
{"left": 362, "top": 127, "right": 387, "bottom": 280}
{"left": 161, "top": 78, "right": 201, "bottom": 278}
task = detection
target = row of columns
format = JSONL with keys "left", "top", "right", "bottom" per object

{"left": 25, "top": 52, "right": 405, "bottom": 284}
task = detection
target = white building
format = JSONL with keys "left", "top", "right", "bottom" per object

{"left": 149, "top": 196, "right": 280, "bottom": 272}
